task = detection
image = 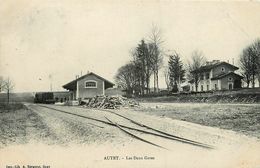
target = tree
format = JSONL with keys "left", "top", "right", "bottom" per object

{"left": 115, "top": 24, "right": 164, "bottom": 95}
{"left": 135, "top": 40, "right": 152, "bottom": 95}
{"left": 2, "top": 77, "right": 15, "bottom": 104}
{"left": 239, "top": 39, "right": 260, "bottom": 88}
{"left": 163, "top": 66, "right": 170, "bottom": 91}
{"left": 240, "top": 48, "right": 253, "bottom": 87}
{"left": 251, "top": 39, "right": 260, "bottom": 86}
{"left": 0, "top": 76, "right": 4, "bottom": 92}
{"left": 187, "top": 50, "right": 206, "bottom": 92}
{"left": 148, "top": 25, "right": 164, "bottom": 93}
{"left": 168, "top": 52, "right": 185, "bottom": 92}
{"left": 115, "top": 62, "right": 137, "bottom": 96}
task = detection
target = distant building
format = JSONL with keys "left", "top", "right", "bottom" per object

{"left": 63, "top": 72, "right": 114, "bottom": 100}
{"left": 189, "top": 60, "right": 243, "bottom": 92}
{"left": 53, "top": 91, "right": 71, "bottom": 103}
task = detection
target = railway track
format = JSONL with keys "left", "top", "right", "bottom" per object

{"left": 27, "top": 104, "right": 214, "bottom": 150}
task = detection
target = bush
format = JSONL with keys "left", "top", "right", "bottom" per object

{"left": 171, "top": 84, "right": 178, "bottom": 93}
{"left": 0, "top": 102, "right": 25, "bottom": 112}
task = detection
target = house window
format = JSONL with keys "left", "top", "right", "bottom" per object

{"left": 215, "top": 84, "right": 218, "bottom": 90}
{"left": 201, "top": 85, "right": 204, "bottom": 91}
{"left": 229, "top": 83, "right": 233, "bottom": 90}
{"left": 228, "top": 77, "right": 232, "bottom": 81}
{"left": 221, "top": 67, "right": 225, "bottom": 72}
{"left": 207, "top": 85, "right": 209, "bottom": 91}
{"left": 85, "top": 80, "right": 97, "bottom": 88}
{"left": 205, "top": 73, "right": 210, "bottom": 79}
{"left": 200, "top": 74, "right": 204, "bottom": 80}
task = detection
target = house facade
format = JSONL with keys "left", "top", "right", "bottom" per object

{"left": 63, "top": 72, "right": 114, "bottom": 100}
{"left": 189, "top": 60, "right": 243, "bottom": 92}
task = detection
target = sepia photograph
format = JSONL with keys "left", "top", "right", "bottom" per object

{"left": 0, "top": 0, "right": 260, "bottom": 167}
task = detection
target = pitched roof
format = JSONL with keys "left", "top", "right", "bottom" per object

{"left": 191, "top": 61, "right": 239, "bottom": 73}
{"left": 63, "top": 72, "right": 114, "bottom": 90}
{"left": 211, "top": 72, "right": 243, "bottom": 80}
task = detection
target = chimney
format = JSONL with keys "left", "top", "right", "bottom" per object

{"left": 227, "top": 60, "right": 229, "bottom": 63}
{"left": 232, "top": 58, "right": 234, "bottom": 65}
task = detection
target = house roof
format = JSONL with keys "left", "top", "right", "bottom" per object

{"left": 211, "top": 72, "right": 243, "bottom": 80}
{"left": 63, "top": 72, "right": 114, "bottom": 90}
{"left": 191, "top": 61, "right": 239, "bottom": 73}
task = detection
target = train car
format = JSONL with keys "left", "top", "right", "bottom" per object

{"left": 34, "top": 92, "right": 55, "bottom": 104}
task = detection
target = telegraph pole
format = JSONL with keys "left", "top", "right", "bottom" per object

{"left": 49, "top": 74, "right": 53, "bottom": 91}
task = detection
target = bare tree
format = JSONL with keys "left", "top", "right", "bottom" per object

{"left": 114, "top": 62, "right": 138, "bottom": 96}
{"left": 148, "top": 24, "right": 164, "bottom": 93}
{"left": 251, "top": 39, "right": 260, "bottom": 86}
{"left": 0, "top": 76, "right": 4, "bottom": 92}
{"left": 163, "top": 66, "right": 170, "bottom": 91}
{"left": 239, "top": 39, "right": 260, "bottom": 88}
{"left": 2, "top": 77, "right": 15, "bottom": 104}
{"left": 187, "top": 50, "right": 206, "bottom": 92}
{"left": 240, "top": 48, "right": 252, "bottom": 87}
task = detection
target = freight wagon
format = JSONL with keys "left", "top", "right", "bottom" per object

{"left": 34, "top": 92, "right": 55, "bottom": 104}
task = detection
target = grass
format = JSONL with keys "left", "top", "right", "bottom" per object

{"left": 0, "top": 102, "right": 26, "bottom": 112}
{"left": 0, "top": 102, "right": 52, "bottom": 148}
{"left": 137, "top": 93, "right": 260, "bottom": 103}
{"left": 136, "top": 103, "right": 260, "bottom": 138}
{"left": 0, "top": 92, "right": 35, "bottom": 103}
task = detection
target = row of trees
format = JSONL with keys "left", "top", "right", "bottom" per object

{"left": 115, "top": 26, "right": 164, "bottom": 96}
{"left": 116, "top": 47, "right": 207, "bottom": 95}
{"left": 165, "top": 50, "right": 206, "bottom": 92}
{"left": 115, "top": 25, "right": 210, "bottom": 95}
{"left": 0, "top": 76, "right": 14, "bottom": 104}
{"left": 239, "top": 39, "right": 260, "bottom": 88}
{"left": 115, "top": 32, "right": 208, "bottom": 95}
{"left": 116, "top": 25, "right": 260, "bottom": 95}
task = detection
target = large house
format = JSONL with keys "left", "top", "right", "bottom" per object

{"left": 63, "top": 72, "right": 114, "bottom": 100}
{"left": 189, "top": 60, "right": 243, "bottom": 92}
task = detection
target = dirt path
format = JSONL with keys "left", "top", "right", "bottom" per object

{"left": 1, "top": 103, "right": 260, "bottom": 168}
{"left": 27, "top": 104, "right": 143, "bottom": 148}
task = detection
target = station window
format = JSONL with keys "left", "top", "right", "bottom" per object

{"left": 221, "top": 67, "right": 225, "bottom": 72}
{"left": 85, "top": 80, "right": 97, "bottom": 88}
{"left": 228, "top": 77, "right": 232, "bottom": 81}
{"left": 201, "top": 85, "right": 204, "bottom": 91}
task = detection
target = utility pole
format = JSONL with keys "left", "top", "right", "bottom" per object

{"left": 49, "top": 74, "right": 53, "bottom": 91}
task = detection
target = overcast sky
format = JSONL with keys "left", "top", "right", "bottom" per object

{"left": 1, "top": 0, "right": 260, "bottom": 92}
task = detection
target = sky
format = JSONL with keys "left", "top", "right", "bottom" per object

{"left": 1, "top": 0, "right": 260, "bottom": 92}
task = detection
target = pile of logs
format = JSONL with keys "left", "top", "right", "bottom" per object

{"left": 81, "top": 95, "right": 139, "bottom": 109}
